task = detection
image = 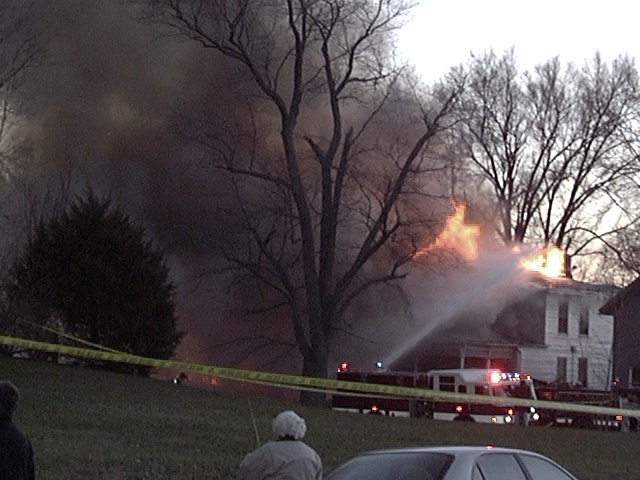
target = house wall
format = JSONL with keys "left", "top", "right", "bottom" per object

{"left": 517, "top": 346, "right": 556, "bottom": 382}
{"left": 611, "top": 292, "right": 640, "bottom": 389}
{"left": 519, "top": 345, "right": 554, "bottom": 380}
{"left": 541, "top": 286, "right": 614, "bottom": 390}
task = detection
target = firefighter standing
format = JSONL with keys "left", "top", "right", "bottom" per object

{"left": 511, "top": 380, "right": 532, "bottom": 426}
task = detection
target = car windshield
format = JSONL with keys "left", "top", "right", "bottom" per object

{"left": 325, "top": 451, "right": 453, "bottom": 480}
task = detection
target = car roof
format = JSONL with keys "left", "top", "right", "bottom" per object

{"left": 327, "top": 445, "right": 578, "bottom": 480}
{"left": 358, "top": 445, "right": 544, "bottom": 456}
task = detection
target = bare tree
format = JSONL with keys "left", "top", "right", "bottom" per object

{"left": 593, "top": 216, "right": 640, "bottom": 285}
{"left": 0, "top": 0, "right": 39, "bottom": 170}
{"left": 0, "top": 0, "right": 42, "bottom": 276}
{"left": 140, "top": 0, "right": 462, "bottom": 404}
{"left": 447, "top": 50, "right": 640, "bottom": 274}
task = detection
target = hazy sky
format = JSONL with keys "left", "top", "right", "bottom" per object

{"left": 398, "top": 0, "right": 640, "bottom": 83}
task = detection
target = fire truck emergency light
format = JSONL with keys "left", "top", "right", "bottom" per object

{"left": 489, "top": 371, "right": 502, "bottom": 384}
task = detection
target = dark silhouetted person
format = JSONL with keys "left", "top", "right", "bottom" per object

{"left": 511, "top": 380, "right": 532, "bottom": 426}
{"left": 0, "top": 380, "right": 35, "bottom": 480}
{"left": 240, "top": 410, "right": 322, "bottom": 480}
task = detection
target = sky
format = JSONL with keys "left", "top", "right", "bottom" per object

{"left": 398, "top": 0, "right": 640, "bottom": 84}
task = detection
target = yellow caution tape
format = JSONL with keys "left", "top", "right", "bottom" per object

{"left": 18, "top": 319, "right": 123, "bottom": 354}
{"left": 1, "top": 334, "right": 639, "bottom": 419}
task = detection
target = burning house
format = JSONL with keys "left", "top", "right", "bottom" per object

{"left": 389, "top": 203, "right": 620, "bottom": 391}
{"left": 391, "top": 276, "right": 619, "bottom": 390}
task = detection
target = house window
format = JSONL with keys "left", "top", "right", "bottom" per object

{"left": 556, "top": 357, "right": 567, "bottom": 383}
{"left": 438, "top": 375, "right": 455, "bottom": 392}
{"left": 579, "top": 307, "right": 589, "bottom": 336}
{"left": 631, "top": 366, "right": 640, "bottom": 388}
{"left": 558, "top": 298, "right": 568, "bottom": 334}
{"left": 578, "top": 357, "right": 588, "bottom": 387}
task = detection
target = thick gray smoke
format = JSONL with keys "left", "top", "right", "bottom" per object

{"left": 9, "top": 1, "right": 260, "bottom": 366}
{"left": 330, "top": 240, "right": 547, "bottom": 372}
{"left": 4, "top": 1, "right": 534, "bottom": 378}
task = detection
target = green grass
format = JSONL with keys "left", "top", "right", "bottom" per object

{"left": 4, "top": 355, "right": 640, "bottom": 479}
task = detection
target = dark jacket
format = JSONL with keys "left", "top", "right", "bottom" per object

{"left": 0, "top": 414, "right": 35, "bottom": 480}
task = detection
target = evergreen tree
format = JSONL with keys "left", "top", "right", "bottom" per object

{"left": 4, "top": 192, "right": 183, "bottom": 374}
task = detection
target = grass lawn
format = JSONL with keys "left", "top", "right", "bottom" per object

{"left": 3, "top": 355, "right": 640, "bottom": 479}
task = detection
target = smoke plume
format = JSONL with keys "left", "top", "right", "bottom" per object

{"left": 5, "top": 1, "right": 537, "bottom": 379}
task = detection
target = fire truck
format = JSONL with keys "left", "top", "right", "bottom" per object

{"left": 534, "top": 382, "right": 628, "bottom": 430}
{"left": 331, "top": 362, "right": 430, "bottom": 417}
{"left": 331, "top": 362, "right": 638, "bottom": 430}
{"left": 331, "top": 363, "right": 538, "bottom": 425}
{"left": 425, "top": 368, "right": 537, "bottom": 424}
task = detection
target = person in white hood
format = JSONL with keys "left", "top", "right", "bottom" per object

{"left": 240, "top": 410, "right": 323, "bottom": 480}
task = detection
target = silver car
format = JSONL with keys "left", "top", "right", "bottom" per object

{"left": 324, "top": 445, "right": 578, "bottom": 480}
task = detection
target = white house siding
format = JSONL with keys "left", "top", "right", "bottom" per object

{"left": 541, "top": 283, "right": 615, "bottom": 390}
{"left": 519, "top": 346, "right": 555, "bottom": 382}
{"left": 404, "top": 276, "right": 619, "bottom": 390}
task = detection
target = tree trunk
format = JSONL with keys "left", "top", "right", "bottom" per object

{"left": 299, "top": 342, "right": 329, "bottom": 406}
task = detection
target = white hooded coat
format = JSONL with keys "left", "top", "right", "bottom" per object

{"left": 239, "top": 439, "right": 323, "bottom": 480}
{"left": 240, "top": 411, "right": 322, "bottom": 480}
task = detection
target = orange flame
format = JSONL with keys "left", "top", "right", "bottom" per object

{"left": 417, "top": 201, "right": 479, "bottom": 261}
{"left": 520, "top": 245, "right": 566, "bottom": 278}
{"left": 412, "top": 199, "right": 567, "bottom": 279}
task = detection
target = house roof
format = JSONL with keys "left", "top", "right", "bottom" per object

{"left": 599, "top": 276, "right": 640, "bottom": 315}
{"left": 524, "top": 274, "right": 620, "bottom": 302}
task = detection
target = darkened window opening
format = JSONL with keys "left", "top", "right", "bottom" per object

{"left": 579, "top": 307, "right": 589, "bottom": 336}
{"left": 557, "top": 357, "right": 567, "bottom": 383}
{"left": 578, "top": 357, "right": 588, "bottom": 388}
{"left": 558, "top": 298, "right": 569, "bottom": 334}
